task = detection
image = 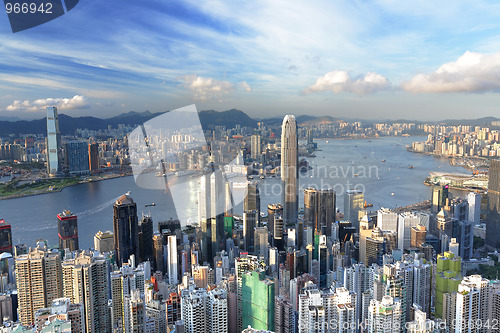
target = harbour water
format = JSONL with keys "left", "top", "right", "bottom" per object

{"left": 0, "top": 136, "right": 467, "bottom": 249}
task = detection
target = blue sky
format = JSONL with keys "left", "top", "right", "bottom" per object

{"left": 2, "top": 0, "right": 500, "bottom": 120}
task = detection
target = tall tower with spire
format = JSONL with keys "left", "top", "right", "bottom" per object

{"left": 281, "top": 115, "right": 299, "bottom": 246}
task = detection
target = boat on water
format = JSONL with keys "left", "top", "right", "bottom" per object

{"left": 408, "top": 165, "right": 414, "bottom": 169}
{"left": 382, "top": 159, "right": 386, "bottom": 162}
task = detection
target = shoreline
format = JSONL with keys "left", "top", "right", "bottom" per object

{"left": 0, "top": 171, "right": 132, "bottom": 200}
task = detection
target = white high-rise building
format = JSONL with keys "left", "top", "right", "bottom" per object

{"left": 406, "top": 307, "right": 438, "bottom": 333}
{"left": 180, "top": 287, "right": 228, "bottom": 333}
{"left": 412, "top": 258, "right": 432, "bottom": 316}
{"left": 467, "top": 192, "right": 481, "bottom": 225}
{"left": 281, "top": 115, "right": 299, "bottom": 231}
{"left": 344, "top": 263, "right": 373, "bottom": 323}
{"left": 367, "top": 296, "right": 403, "bottom": 333}
{"left": 251, "top": 134, "right": 261, "bottom": 160}
{"left": 455, "top": 275, "right": 491, "bottom": 333}
{"left": 398, "top": 213, "right": 421, "bottom": 250}
{"left": 167, "top": 235, "right": 178, "bottom": 285}
{"left": 46, "top": 106, "right": 61, "bottom": 177}
{"left": 377, "top": 208, "right": 398, "bottom": 232}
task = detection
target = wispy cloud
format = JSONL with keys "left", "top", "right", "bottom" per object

{"left": 304, "top": 71, "right": 390, "bottom": 96}
{"left": 401, "top": 51, "right": 500, "bottom": 93}
{"left": 6, "top": 95, "right": 89, "bottom": 112}
{"left": 239, "top": 81, "right": 252, "bottom": 92}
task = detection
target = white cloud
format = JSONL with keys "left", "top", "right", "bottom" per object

{"left": 304, "top": 70, "right": 390, "bottom": 95}
{"left": 239, "top": 81, "right": 252, "bottom": 92}
{"left": 6, "top": 95, "right": 89, "bottom": 112}
{"left": 178, "top": 75, "right": 252, "bottom": 100}
{"left": 402, "top": 51, "right": 500, "bottom": 93}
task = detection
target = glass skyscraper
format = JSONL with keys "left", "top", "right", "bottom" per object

{"left": 486, "top": 160, "right": 500, "bottom": 249}
{"left": 46, "top": 107, "right": 61, "bottom": 177}
{"left": 281, "top": 115, "right": 299, "bottom": 245}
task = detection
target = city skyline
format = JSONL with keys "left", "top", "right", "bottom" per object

{"left": 2, "top": 1, "right": 500, "bottom": 120}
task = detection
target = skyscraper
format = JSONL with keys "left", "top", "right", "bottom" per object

{"left": 57, "top": 210, "right": 79, "bottom": 252}
{"left": 0, "top": 219, "right": 13, "bottom": 255}
{"left": 139, "top": 214, "right": 153, "bottom": 263}
{"left": 367, "top": 296, "right": 403, "bottom": 333}
{"left": 242, "top": 270, "right": 275, "bottom": 332}
{"left": 46, "top": 106, "right": 61, "bottom": 177}
{"left": 281, "top": 115, "right": 299, "bottom": 238}
{"left": 15, "top": 245, "right": 63, "bottom": 326}
{"left": 251, "top": 134, "right": 261, "bottom": 160}
{"left": 113, "top": 192, "right": 139, "bottom": 267}
{"left": 486, "top": 160, "right": 500, "bottom": 249}
{"left": 455, "top": 275, "right": 491, "bottom": 333}
{"left": 88, "top": 142, "right": 99, "bottom": 173}
{"left": 303, "top": 187, "right": 336, "bottom": 241}
{"left": 152, "top": 232, "right": 164, "bottom": 273}
{"left": 344, "top": 189, "right": 364, "bottom": 230}
{"left": 180, "top": 288, "right": 228, "bottom": 333}
{"left": 62, "top": 252, "right": 109, "bottom": 332}
{"left": 397, "top": 212, "right": 420, "bottom": 250}
{"left": 244, "top": 181, "right": 261, "bottom": 216}
{"left": 167, "top": 235, "right": 178, "bottom": 285}
{"left": 64, "top": 141, "right": 90, "bottom": 175}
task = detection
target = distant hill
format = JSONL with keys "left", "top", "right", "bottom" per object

{"left": 0, "top": 109, "right": 258, "bottom": 136}
{"left": 437, "top": 116, "right": 500, "bottom": 127}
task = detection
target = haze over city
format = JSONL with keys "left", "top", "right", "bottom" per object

{"left": 2, "top": 1, "right": 500, "bottom": 120}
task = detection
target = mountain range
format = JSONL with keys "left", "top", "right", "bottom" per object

{"left": 0, "top": 109, "right": 498, "bottom": 136}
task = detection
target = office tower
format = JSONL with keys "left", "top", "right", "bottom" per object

{"left": 62, "top": 252, "right": 109, "bottom": 332}
{"left": 57, "top": 210, "right": 78, "bottom": 252}
{"left": 431, "top": 185, "right": 449, "bottom": 214}
{"left": 378, "top": 208, "right": 398, "bottom": 232}
{"left": 251, "top": 134, "right": 261, "bottom": 160}
{"left": 15, "top": 246, "right": 63, "bottom": 326}
{"left": 0, "top": 219, "right": 12, "bottom": 255}
{"left": 180, "top": 288, "right": 228, "bottom": 333}
{"left": 242, "top": 270, "right": 275, "bottom": 332}
{"left": 455, "top": 275, "right": 490, "bottom": 333}
{"left": 94, "top": 230, "right": 114, "bottom": 253}
{"left": 398, "top": 212, "right": 420, "bottom": 250}
{"left": 64, "top": 141, "right": 90, "bottom": 175}
{"left": 467, "top": 192, "right": 481, "bottom": 224}
{"left": 411, "top": 225, "right": 427, "bottom": 248}
{"left": 210, "top": 170, "right": 226, "bottom": 257}
{"left": 368, "top": 296, "right": 403, "bottom": 333}
{"left": 435, "top": 251, "right": 462, "bottom": 319}
{"left": 236, "top": 255, "right": 266, "bottom": 332}
{"left": 243, "top": 210, "right": 258, "bottom": 253}
{"left": 245, "top": 181, "right": 261, "bottom": 215}
{"left": 34, "top": 298, "right": 84, "bottom": 333}
{"left": 281, "top": 115, "right": 299, "bottom": 233}
{"left": 486, "top": 160, "right": 500, "bottom": 249}
{"left": 412, "top": 257, "right": 432, "bottom": 316}
{"left": 192, "top": 265, "right": 210, "bottom": 289}
{"left": 139, "top": 215, "right": 153, "bottom": 263}
{"left": 145, "top": 300, "right": 166, "bottom": 332}
{"left": 254, "top": 227, "right": 269, "bottom": 261}
{"left": 365, "top": 228, "right": 386, "bottom": 266}
{"left": 46, "top": 106, "right": 61, "bottom": 177}
{"left": 224, "top": 180, "right": 235, "bottom": 216}
{"left": 88, "top": 142, "right": 99, "bottom": 173}
{"left": 167, "top": 235, "right": 178, "bottom": 285}
{"left": 275, "top": 295, "right": 294, "bottom": 333}
{"left": 152, "top": 232, "right": 164, "bottom": 273}
{"left": 113, "top": 192, "right": 139, "bottom": 267}
{"left": 304, "top": 187, "right": 336, "bottom": 240}
{"left": 267, "top": 203, "right": 283, "bottom": 238}
{"left": 344, "top": 189, "right": 364, "bottom": 230}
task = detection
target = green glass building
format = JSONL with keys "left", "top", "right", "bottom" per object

{"left": 241, "top": 270, "right": 275, "bottom": 331}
